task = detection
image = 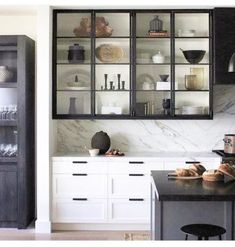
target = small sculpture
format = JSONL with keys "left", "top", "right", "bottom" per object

{"left": 73, "top": 16, "right": 113, "bottom": 37}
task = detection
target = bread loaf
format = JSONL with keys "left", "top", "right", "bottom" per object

{"left": 202, "top": 169, "right": 224, "bottom": 182}
{"left": 189, "top": 163, "right": 206, "bottom": 175}
{"left": 218, "top": 163, "right": 235, "bottom": 178}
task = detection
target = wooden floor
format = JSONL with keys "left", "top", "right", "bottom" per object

{"left": 0, "top": 228, "right": 150, "bottom": 241}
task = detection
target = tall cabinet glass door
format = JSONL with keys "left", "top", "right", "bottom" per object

{"left": 174, "top": 12, "right": 211, "bottom": 117}
{"left": 54, "top": 11, "right": 92, "bottom": 117}
{"left": 135, "top": 12, "right": 171, "bottom": 117}
{"left": 94, "top": 11, "right": 131, "bottom": 117}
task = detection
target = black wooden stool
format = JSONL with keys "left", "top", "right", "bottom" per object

{"left": 181, "top": 224, "right": 226, "bottom": 240}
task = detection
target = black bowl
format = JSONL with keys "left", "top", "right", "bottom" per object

{"left": 181, "top": 50, "right": 206, "bottom": 64}
{"left": 159, "top": 74, "right": 169, "bottom": 82}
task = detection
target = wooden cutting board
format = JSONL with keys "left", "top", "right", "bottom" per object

{"left": 168, "top": 173, "right": 202, "bottom": 180}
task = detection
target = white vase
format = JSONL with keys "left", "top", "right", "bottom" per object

{"left": 0, "top": 66, "right": 13, "bottom": 83}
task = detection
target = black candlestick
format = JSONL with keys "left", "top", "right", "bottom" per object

{"left": 117, "top": 74, "right": 121, "bottom": 90}
{"left": 122, "top": 81, "right": 125, "bottom": 90}
{"left": 109, "top": 81, "right": 114, "bottom": 90}
{"left": 104, "top": 74, "right": 108, "bottom": 90}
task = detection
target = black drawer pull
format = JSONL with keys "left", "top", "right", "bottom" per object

{"left": 129, "top": 174, "right": 144, "bottom": 176}
{"left": 72, "top": 173, "right": 87, "bottom": 176}
{"left": 72, "top": 161, "right": 88, "bottom": 164}
{"left": 185, "top": 161, "right": 201, "bottom": 164}
{"left": 73, "top": 198, "right": 87, "bottom": 201}
{"left": 129, "top": 198, "right": 144, "bottom": 201}
{"left": 129, "top": 161, "right": 144, "bottom": 164}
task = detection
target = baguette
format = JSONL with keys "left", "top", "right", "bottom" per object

{"left": 218, "top": 163, "right": 235, "bottom": 178}
{"left": 202, "top": 169, "right": 224, "bottom": 182}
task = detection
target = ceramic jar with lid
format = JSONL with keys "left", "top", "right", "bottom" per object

{"left": 0, "top": 66, "right": 13, "bottom": 83}
{"left": 68, "top": 43, "right": 85, "bottom": 64}
{"left": 152, "top": 51, "right": 165, "bottom": 63}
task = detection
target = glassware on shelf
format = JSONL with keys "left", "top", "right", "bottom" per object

{"left": 185, "top": 67, "right": 204, "bottom": 90}
{"left": 0, "top": 104, "right": 17, "bottom": 120}
{"left": 0, "top": 144, "right": 18, "bottom": 157}
{"left": 68, "top": 97, "right": 77, "bottom": 114}
{"left": 190, "top": 67, "right": 204, "bottom": 90}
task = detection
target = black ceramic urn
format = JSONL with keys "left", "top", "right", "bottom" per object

{"left": 91, "top": 131, "right": 111, "bottom": 154}
{"left": 68, "top": 43, "right": 85, "bottom": 64}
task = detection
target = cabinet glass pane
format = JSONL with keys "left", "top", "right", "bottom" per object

{"left": 95, "top": 92, "right": 130, "bottom": 115}
{"left": 136, "top": 13, "right": 171, "bottom": 37}
{"left": 175, "top": 38, "right": 209, "bottom": 64}
{"left": 57, "top": 92, "right": 91, "bottom": 115}
{"left": 95, "top": 65, "right": 129, "bottom": 90}
{"left": 57, "top": 38, "right": 91, "bottom": 64}
{"left": 175, "top": 65, "right": 209, "bottom": 90}
{"left": 56, "top": 64, "right": 91, "bottom": 91}
{"left": 136, "top": 39, "right": 170, "bottom": 64}
{"left": 95, "top": 38, "right": 130, "bottom": 64}
{"left": 95, "top": 13, "right": 130, "bottom": 37}
{"left": 136, "top": 65, "right": 171, "bottom": 90}
{"left": 57, "top": 13, "right": 92, "bottom": 37}
{"left": 175, "top": 91, "right": 209, "bottom": 115}
{"left": 135, "top": 91, "right": 171, "bottom": 116}
{"left": 175, "top": 13, "right": 209, "bottom": 37}
{"left": 0, "top": 50, "right": 17, "bottom": 83}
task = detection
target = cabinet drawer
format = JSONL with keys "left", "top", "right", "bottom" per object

{"left": 108, "top": 198, "right": 150, "bottom": 223}
{"left": 53, "top": 198, "right": 107, "bottom": 223}
{"left": 53, "top": 174, "right": 107, "bottom": 198}
{"left": 108, "top": 174, "right": 150, "bottom": 198}
{"left": 53, "top": 162, "right": 107, "bottom": 174}
{"left": 108, "top": 162, "right": 148, "bottom": 174}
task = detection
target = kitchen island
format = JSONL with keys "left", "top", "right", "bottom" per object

{"left": 151, "top": 171, "right": 235, "bottom": 240}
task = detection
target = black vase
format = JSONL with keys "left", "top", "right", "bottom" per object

{"left": 68, "top": 43, "right": 85, "bottom": 64}
{"left": 91, "top": 131, "right": 111, "bottom": 154}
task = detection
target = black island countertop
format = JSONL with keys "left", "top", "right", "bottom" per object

{"left": 151, "top": 170, "right": 235, "bottom": 201}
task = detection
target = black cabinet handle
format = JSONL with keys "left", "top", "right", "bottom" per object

{"left": 72, "top": 173, "right": 87, "bottom": 176}
{"left": 72, "top": 198, "right": 87, "bottom": 201}
{"left": 129, "top": 174, "right": 144, "bottom": 176}
{"left": 72, "top": 161, "right": 88, "bottom": 164}
{"left": 185, "top": 161, "right": 201, "bottom": 164}
{"left": 129, "top": 198, "right": 144, "bottom": 201}
{"left": 129, "top": 161, "right": 144, "bottom": 164}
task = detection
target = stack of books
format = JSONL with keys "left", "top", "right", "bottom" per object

{"left": 148, "top": 30, "right": 169, "bottom": 37}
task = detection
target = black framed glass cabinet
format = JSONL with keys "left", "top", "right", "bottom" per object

{"left": 52, "top": 10, "right": 213, "bottom": 119}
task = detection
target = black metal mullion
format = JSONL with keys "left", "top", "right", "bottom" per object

{"left": 209, "top": 10, "right": 214, "bottom": 118}
{"left": 131, "top": 11, "right": 136, "bottom": 117}
{"left": 91, "top": 11, "right": 96, "bottom": 116}
{"left": 171, "top": 11, "right": 175, "bottom": 117}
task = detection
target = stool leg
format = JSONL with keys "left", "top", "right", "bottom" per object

{"left": 219, "top": 235, "right": 222, "bottom": 240}
{"left": 185, "top": 234, "right": 188, "bottom": 240}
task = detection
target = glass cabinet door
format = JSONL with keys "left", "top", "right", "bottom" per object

{"left": 135, "top": 12, "right": 172, "bottom": 117}
{"left": 94, "top": 12, "right": 131, "bottom": 116}
{"left": 174, "top": 12, "right": 211, "bottom": 117}
{"left": 55, "top": 12, "right": 92, "bottom": 116}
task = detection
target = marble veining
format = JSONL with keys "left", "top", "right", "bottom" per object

{"left": 57, "top": 85, "right": 235, "bottom": 153}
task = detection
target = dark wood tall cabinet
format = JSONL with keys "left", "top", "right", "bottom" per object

{"left": 0, "top": 35, "right": 35, "bottom": 228}
{"left": 214, "top": 8, "right": 235, "bottom": 84}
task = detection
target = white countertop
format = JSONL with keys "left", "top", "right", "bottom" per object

{"left": 52, "top": 151, "right": 221, "bottom": 161}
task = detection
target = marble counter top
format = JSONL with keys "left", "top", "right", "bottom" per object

{"left": 52, "top": 151, "right": 221, "bottom": 161}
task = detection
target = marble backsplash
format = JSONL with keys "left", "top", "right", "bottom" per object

{"left": 57, "top": 85, "right": 235, "bottom": 153}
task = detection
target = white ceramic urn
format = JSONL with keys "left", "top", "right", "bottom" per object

{"left": 152, "top": 51, "right": 165, "bottom": 63}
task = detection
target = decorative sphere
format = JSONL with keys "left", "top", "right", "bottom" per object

{"left": 91, "top": 131, "right": 111, "bottom": 154}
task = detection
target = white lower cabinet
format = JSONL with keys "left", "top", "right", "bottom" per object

{"left": 52, "top": 155, "right": 220, "bottom": 229}
{"left": 108, "top": 198, "right": 150, "bottom": 223}
{"left": 53, "top": 174, "right": 107, "bottom": 198}
{"left": 53, "top": 198, "right": 107, "bottom": 223}
{"left": 108, "top": 174, "right": 150, "bottom": 198}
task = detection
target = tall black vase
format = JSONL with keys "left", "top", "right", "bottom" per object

{"left": 91, "top": 131, "right": 111, "bottom": 154}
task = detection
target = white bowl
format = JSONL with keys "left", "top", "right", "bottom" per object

{"left": 88, "top": 149, "right": 99, "bottom": 156}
